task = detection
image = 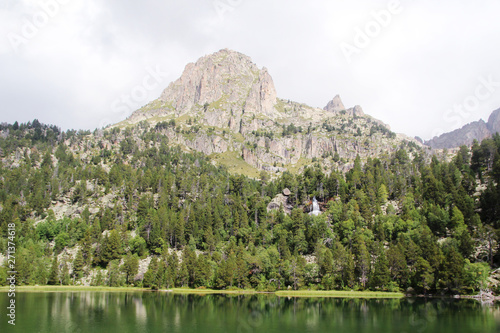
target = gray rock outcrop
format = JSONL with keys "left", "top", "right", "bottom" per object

{"left": 158, "top": 48, "right": 278, "bottom": 121}
{"left": 487, "top": 108, "right": 500, "bottom": 134}
{"left": 119, "top": 49, "right": 421, "bottom": 176}
{"left": 324, "top": 95, "right": 346, "bottom": 113}
{"left": 425, "top": 108, "right": 500, "bottom": 149}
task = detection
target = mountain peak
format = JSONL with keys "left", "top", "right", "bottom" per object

{"left": 323, "top": 95, "right": 364, "bottom": 117}
{"left": 487, "top": 108, "right": 500, "bottom": 134}
{"left": 157, "top": 49, "right": 277, "bottom": 118}
{"left": 351, "top": 105, "right": 364, "bottom": 117}
{"left": 425, "top": 108, "right": 500, "bottom": 149}
{"left": 121, "top": 49, "right": 418, "bottom": 176}
{"left": 324, "top": 94, "right": 345, "bottom": 113}
{"left": 425, "top": 119, "right": 490, "bottom": 149}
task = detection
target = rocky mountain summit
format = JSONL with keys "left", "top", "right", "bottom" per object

{"left": 488, "top": 108, "right": 500, "bottom": 134}
{"left": 119, "top": 49, "right": 421, "bottom": 176}
{"left": 425, "top": 108, "right": 500, "bottom": 149}
{"left": 324, "top": 95, "right": 365, "bottom": 118}
{"left": 127, "top": 49, "right": 278, "bottom": 128}
{"left": 324, "top": 95, "right": 345, "bottom": 113}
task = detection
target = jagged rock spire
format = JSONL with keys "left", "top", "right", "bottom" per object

{"left": 324, "top": 94, "right": 345, "bottom": 113}
{"left": 159, "top": 48, "right": 278, "bottom": 118}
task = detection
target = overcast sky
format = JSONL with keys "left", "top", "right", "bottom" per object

{"left": 1, "top": 0, "right": 500, "bottom": 140}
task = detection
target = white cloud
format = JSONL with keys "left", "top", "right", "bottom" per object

{"left": 0, "top": 0, "right": 499, "bottom": 140}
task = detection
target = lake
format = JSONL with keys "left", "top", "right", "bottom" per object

{"left": 1, "top": 292, "right": 499, "bottom": 332}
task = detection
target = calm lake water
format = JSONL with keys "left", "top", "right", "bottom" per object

{"left": 1, "top": 292, "right": 499, "bottom": 332}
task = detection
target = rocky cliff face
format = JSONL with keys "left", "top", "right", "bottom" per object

{"left": 128, "top": 49, "right": 278, "bottom": 127}
{"left": 425, "top": 108, "right": 500, "bottom": 149}
{"left": 323, "top": 95, "right": 364, "bottom": 117}
{"left": 324, "top": 95, "right": 345, "bottom": 113}
{"left": 120, "top": 49, "right": 421, "bottom": 176}
{"left": 487, "top": 108, "right": 500, "bottom": 134}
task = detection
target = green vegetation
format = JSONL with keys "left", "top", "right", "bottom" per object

{"left": 274, "top": 99, "right": 287, "bottom": 113}
{"left": 0, "top": 120, "right": 500, "bottom": 297}
{"left": 210, "top": 151, "right": 261, "bottom": 178}
{"left": 0, "top": 286, "right": 148, "bottom": 292}
{"left": 171, "top": 288, "right": 259, "bottom": 295}
{"left": 287, "top": 157, "right": 312, "bottom": 174}
{"left": 0, "top": 285, "right": 402, "bottom": 298}
{"left": 140, "top": 99, "right": 169, "bottom": 112}
{"left": 209, "top": 95, "right": 228, "bottom": 110}
{"left": 281, "top": 123, "right": 303, "bottom": 137}
{"left": 369, "top": 123, "right": 396, "bottom": 138}
{"left": 275, "top": 290, "right": 404, "bottom": 298}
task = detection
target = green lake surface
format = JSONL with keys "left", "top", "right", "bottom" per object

{"left": 1, "top": 292, "right": 499, "bottom": 332}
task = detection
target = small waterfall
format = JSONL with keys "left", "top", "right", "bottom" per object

{"left": 309, "top": 197, "right": 321, "bottom": 216}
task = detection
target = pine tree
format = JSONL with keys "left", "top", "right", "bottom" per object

{"left": 354, "top": 236, "right": 370, "bottom": 289}
{"left": 80, "top": 228, "right": 92, "bottom": 265}
{"left": 15, "top": 250, "right": 30, "bottom": 285}
{"left": 175, "top": 211, "right": 186, "bottom": 248}
{"left": 413, "top": 257, "right": 434, "bottom": 294}
{"left": 387, "top": 244, "right": 409, "bottom": 288}
{"left": 34, "top": 259, "right": 48, "bottom": 285}
{"left": 194, "top": 254, "right": 212, "bottom": 288}
{"left": 0, "top": 266, "right": 7, "bottom": 287}
{"left": 178, "top": 261, "right": 189, "bottom": 287}
{"left": 165, "top": 253, "right": 178, "bottom": 289}
{"left": 122, "top": 253, "right": 139, "bottom": 285}
{"left": 183, "top": 245, "right": 197, "bottom": 287}
{"left": 418, "top": 226, "right": 443, "bottom": 271}
{"left": 440, "top": 246, "right": 464, "bottom": 293}
{"left": 107, "top": 260, "right": 123, "bottom": 287}
{"left": 378, "top": 184, "right": 388, "bottom": 206}
{"left": 221, "top": 251, "right": 237, "bottom": 288}
{"left": 48, "top": 257, "right": 60, "bottom": 285}
{"left": 155, "top": 261, "right": 167, "bottom": 289}
{"left": 143, "top": 258, "right": 159, "bottom": 289}
{"left": 319, "top": 248, "right": 333, "bottom": 277}
{"left": 98, "top": 230, "right": 123, "bottom": 267}
{"left": 289, "top": 255, "right": 305, "bottom": 290}
{"left": 91, "top": 219, "right": 102, "bottom": 241}
{"left": 215, "top": 259, "right": 228, "bottom": 289}
{"left": 450, "top": 206, "right": 467, "bottom": 236}
{"left": 331, "top": 241, "right": 349, "bottom": 286}
{"left": 203, "top": 226, "right": 216, "bottom": 254}
{"left": 72, "top": 249, "right": 85, "bottom": 280}
{"left": 235, "top": 244, "right": 249, "bottom": 289}
{"left": 293, "top": 229, "right": 308, "bottom": 255}
{"left": 371, "top": 250, "right": 390, "bottom": 290}
{"left": 60, "top": 261, "right": 70, "bottom": 285}
{"left": 458, "top": 231, "right": 474, "bottom": 259}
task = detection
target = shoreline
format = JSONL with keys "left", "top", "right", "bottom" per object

{"left": 1, "top": 286, "right": 497, "bottom": 300}
{"left": 0, "top": 286, "right": 151, "bottom": 293}
{"left": 274, "top": 290, "right": 404, "bottom": 298}
{"left": 0, "top": 286, "right": 403, "bottom": 298}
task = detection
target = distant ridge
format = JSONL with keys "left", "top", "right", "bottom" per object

{"left": 117, "top": 49, "right": 420, "bottom": 175}
{"left": 425, "top": 108, "right": 500, "bottom": 149}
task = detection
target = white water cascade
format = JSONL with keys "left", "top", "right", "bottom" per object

{"left": 309, "top": 197, "right": 321, "bottom": 216}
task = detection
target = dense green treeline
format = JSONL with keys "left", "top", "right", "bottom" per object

{"left": 0, "top": 120, "right": 499, "bottom": 295}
